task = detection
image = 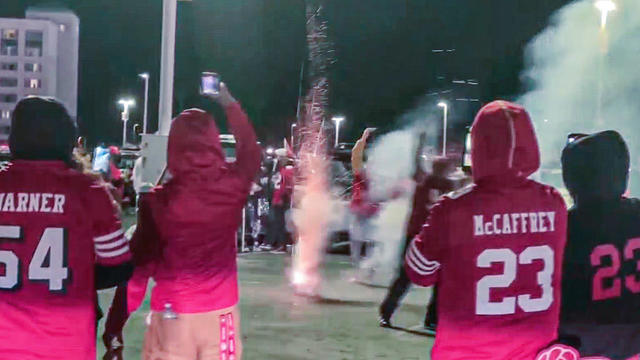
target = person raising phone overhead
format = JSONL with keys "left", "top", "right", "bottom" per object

{"left": 129, "top": 82, "right": 260, "bottom": 360}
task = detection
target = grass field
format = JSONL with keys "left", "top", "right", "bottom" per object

{"left": 97, "top": 253, "right": 434, "bottom": 359}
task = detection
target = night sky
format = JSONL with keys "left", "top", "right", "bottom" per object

{"left": 1, "top": 0, "right": 572, "bottom": 147}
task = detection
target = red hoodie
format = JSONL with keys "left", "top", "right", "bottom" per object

{"left": 405, "top": 101, "right": 567, "bottom": 360}
{"left": 132, "top": 103, "right": 261, "bottom": 313}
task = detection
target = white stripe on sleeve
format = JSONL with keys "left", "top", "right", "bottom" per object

{"left": 405, "top": 241, "right": 440, "bottom": 276}
{"left": 95, "top": 245, "right": 130, "bottom": 258}
{"left": 94, "top": 229, "right": 124, "bottom": 243}
{"left": 410, "top": 241, "right": 440, "bottom": 269}
{"left": 94, "top": 236, "right": 128, "bottom": 250}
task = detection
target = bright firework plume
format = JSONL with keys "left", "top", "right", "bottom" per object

{"left": 290, "top": 3, "right": 335, "bottom": 296}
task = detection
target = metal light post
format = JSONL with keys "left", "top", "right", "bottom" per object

{"left": 438, "top": 102, "right": 448, "bottom": 156}
{"left": 594, "top": 0, "right": 615, "bottom": 127}
{"left": 332, "top": 115, "right": 345, "bottom": 148}
{"left": 158, "top": 0, "right": 178, "bottom": 136}
{"left": 118, "top": 99, "right": 135, "bottom": 148}
{"left": 139, "top": 73, "right": 150, "bottom": 134}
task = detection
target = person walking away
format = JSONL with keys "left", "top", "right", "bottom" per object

{"left": 135, "top": 83, "right": 260, "bottom": 360}
{"left": 379, "top": 146, "right": 456, "bottom": 330}
{"left": 559, "top": 130, "right": 640, "bottom": 359}
{"left": 350, "top": 128, "right": 380, "bottom": 267}
{"left": 267, "top": 150, "right": 294, "bottom": 253}
{"left": 405, "top": 100, "right": 567, "bottom": 359}
{"left": 0, "top": 97, "right": 132, "bottom": 359}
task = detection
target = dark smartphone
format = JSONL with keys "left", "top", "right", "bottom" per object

{"left": 200, "top": 72, "right": 220, "bottom": 95}
{"left": 567, "top": 133, "right": 588, "bottom": 145}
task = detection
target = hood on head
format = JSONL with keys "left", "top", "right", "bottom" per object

{"left": 9, "top": 96, "right": 77, "bottom": 163}
{"left": 167, "top": 108, "right": 225, "bottom": 177}
{"left": 470, "top": 100, "right": 540, "bottom": 183}
{"left": 562, "top": 130, "right": 629, "bottom": 203}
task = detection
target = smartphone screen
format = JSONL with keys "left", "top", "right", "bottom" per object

{"left": 200, "top": 72, "right": 220, "bottom": 95}
{"left": 462, "top": 131, "right": 472, "bottom": 168}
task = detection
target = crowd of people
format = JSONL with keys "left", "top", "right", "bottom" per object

{"left": 1, "top": 83, "right": 639, "bottom": 360}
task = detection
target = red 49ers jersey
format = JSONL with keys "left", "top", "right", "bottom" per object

{"left": 0, "top": 160, "right": 131, "bottom": 360}
{"left": 406, "top": 181, "right": 567, "bottom": 360}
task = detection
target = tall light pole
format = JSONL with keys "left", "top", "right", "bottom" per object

{"left": 139, "top": 73, "right": 150, "bottom": 134}
{"left": 332, "top": 115, "right": 345, "bottom": 148}
{"left": 159, "top": 0, "right": 178, "bottom": 136}
{"left": 594, "top": 0, "right": 615, "bottom": 126}
{"left": 438, "top": 102, "right": 448, "bottom": 156}
{"left": 118, "top": 99, "right": 135, "bottom": 148}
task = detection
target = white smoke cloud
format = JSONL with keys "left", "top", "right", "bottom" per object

{"left": 519, "top": 0, "right": 640, "bottom": 188}
{"left": 356, "top": 100, "right": 442, "bottom": 284}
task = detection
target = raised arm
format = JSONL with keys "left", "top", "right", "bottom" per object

{"left": 351, "top": 128, "right": 374, "bottom": 174}
{"left": 210, "top": 83, "right": 261, "bottom": 182}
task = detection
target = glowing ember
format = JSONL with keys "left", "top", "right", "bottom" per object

{"left": 292, "top": 271, "right": 307, "bottom": 285}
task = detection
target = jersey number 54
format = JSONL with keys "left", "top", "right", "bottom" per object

{"left": 0, "top": 225, "right": 70, "bottom": 292}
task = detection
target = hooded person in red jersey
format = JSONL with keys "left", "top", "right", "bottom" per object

{"left": 119, "top": 83, "right": 261, "bottom": 360}
{"left": 0, "top": 96, "right": 132, "bottom": 360}
{"left": 405, "top": 100, "right": 567, "bottom": 360}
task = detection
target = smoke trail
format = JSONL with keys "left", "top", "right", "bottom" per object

{"left": 292, "top": 157, "right": 331, "bottom": 294}
{"left": 357, "top": 101, "right": 442, "bottom": 285}
{"left": 519, "top": 0, "right": 640, "bottom": 192}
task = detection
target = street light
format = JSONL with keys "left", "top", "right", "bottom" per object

{"left": 332, "top": 115, "right": 345, "bottom": 148}
{"left": 595, "top": 0, "right": 616, "bottom": 29}
{"left": 139, "top": 73, "right": 150, "bottom": 134}
{"left": 437, "top": 102, "right": 448, "bottom": 156}
{"left": 118, "top": 99, "right": 135, "bottom": 148}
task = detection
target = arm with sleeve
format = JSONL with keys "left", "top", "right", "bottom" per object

{"left": 226, "top": 102, "right": 261, "bottom": 182}
{"left": 91, "top": 184, "right": 133, "bottom": 289}
{"left": 404, "top": 201, "right": 447, "bottom": 287}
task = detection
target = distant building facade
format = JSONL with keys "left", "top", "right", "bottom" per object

{"left": 0, "top": 8, "right": 79, "bottom": 143}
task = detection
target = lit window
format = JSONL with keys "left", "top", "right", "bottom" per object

{"left": 0, "top": 78, "right": 17, "bottom": 87}
{"left": 1, "top": 62, "right": 17, "bottom": 71}
{"left": 1, "top": 29, "right": 18, "bottom": 56}
{"left": 0, "top": 94, "right": 17, "bottom": 103}
{"left": 25, "top": 31, "right": 43, "bottom": 57}
{"left": 1, "top": 110, "right": 10, "bottom": 119}
{"left": 25, "top": 63, "right": 42, "bottom": 72}
{"left": 25, "top": 79, "right": 42, "bottom": 89}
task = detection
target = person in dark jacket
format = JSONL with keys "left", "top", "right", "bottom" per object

{"left": 379, "top": 132, "right": 456, "bottom": 330}
{"left": 559, "top": 130, "right": 640, "bottom": 359}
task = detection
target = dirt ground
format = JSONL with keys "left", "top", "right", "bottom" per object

{"left": 97, "top": 253, "right": 434, "bottom": 360}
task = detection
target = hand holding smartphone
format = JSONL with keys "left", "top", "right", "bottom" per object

{"left": 200, "top": 72, "right": 221, "bottom": 95}
{"left": 200, "top": 72, "right": 237, "bottom": 107}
